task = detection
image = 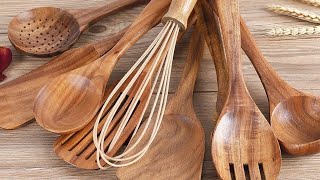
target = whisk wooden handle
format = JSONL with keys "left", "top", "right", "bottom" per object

{"left": 162, "top": 0, "right": 198, "bottom": 30}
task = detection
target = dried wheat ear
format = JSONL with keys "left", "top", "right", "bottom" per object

{"left": 267, "top": 25, "right": 320, "bottom": 36}
{"left": 268, "top": 5, "right": 320, "bottom": 24}
{"left": 295, "top": 0, "right": 320, "bottom": 7}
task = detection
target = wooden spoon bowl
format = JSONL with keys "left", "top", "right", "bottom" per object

{"left": 8, "top": 0, "right": 150, "bottom": 56}
{"left": 34, "top": 73, "right": 104, "bottom": 134}
{"left": 117, "top": 114, "right": 205, "bottom": 179}
{"left": 8, "top": 7, "right": 80, "bottom": 56}
{"left": 33, "top": 0, "right": 172, "bottom": 134}
{"left": 271, "top": 95, "right": 320, "bottom": 155}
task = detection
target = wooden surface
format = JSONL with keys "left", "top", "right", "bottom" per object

{"left": 0, "top": 0, "right": 319, "bottom": 179}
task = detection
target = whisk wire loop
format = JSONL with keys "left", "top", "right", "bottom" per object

{"left": 93, "top": 21, "right": 180, "bottom": 168}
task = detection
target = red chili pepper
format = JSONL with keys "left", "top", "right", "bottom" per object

{"left": 0, "top": 47, "right": 12, "bottom": 81}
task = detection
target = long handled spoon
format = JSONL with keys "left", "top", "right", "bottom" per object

{"left": 241, "top": 19, "right": 320, "bottom": 156}
{"left": 54, "top": 17, "right": 196, "bottom": 170}
{"left": 116, "top": 26, "right": 205, "bottom": 180}
{"left": 54, "top": 66, "right": 154, "bottom": 169}
{"left": 0, "top": 28, "right": 126, "bottom": 130}
{"left": 207, "top": 0, "right": 282, "bottom": 179}
{"left": 34, "top": 0, "right": 172, "bottom": 134}
{"left": 8, "top": 0, "right": 149, "bottom": 57}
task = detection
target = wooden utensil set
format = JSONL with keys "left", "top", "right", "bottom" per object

{"left": 0, "top": 0, "right": 319, "bottom": 179}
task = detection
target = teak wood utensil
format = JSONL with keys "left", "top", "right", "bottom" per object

{"left": 208, "top": 0, "right": 282, "bottom": 179}
{"left": 194, "top": 0, "right": 228, "bottom": 115}
{"left": 8, "top": 0, "right": 149, "bottom": 57}
{"left": 240, "top": 19, "right": 320, "bottom": 156}
{"left": 34, "top": 0, "right": 172, "bottom": 134}
{"left": 0, "top": 28, "right": 126, "bottom": 130}
{"left": 205, "top": 0, "right": 320, "bottom": 156}
{"left": 116, "top": 26, "right": 205, "bottom": 180}
{"left": 54, "top": 60, "right": 155, "bottom": 169}
{"left": 54, "top": 16, "right": 196, "bottom": 170}
{"left": 92, "top": 0, "right": 198, "bottom": 167}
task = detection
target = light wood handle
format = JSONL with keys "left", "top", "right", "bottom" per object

{"left": 162, "top": 0, "right": 198, "bottom": 30}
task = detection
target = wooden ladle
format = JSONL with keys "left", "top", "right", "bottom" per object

{"left": 241, "top": 19, "right": 320, "bottom": 155}
{"left": 8, "top": 0, "right": 149, "bottom": 57}
{"left": 207, "top": 0, "right": 282, "bottom": 179}
{"left": 0, "top": 28, "right": 126, "bottom": 130}
{"left": 116, "top": 26, "right": 205, "bottom": 180}
{"left": 33, "top": 0, "right": 172, "bottom": 134}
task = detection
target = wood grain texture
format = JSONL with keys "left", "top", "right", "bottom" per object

{"left": 208, "top": 0, "right": 281, "bottom": 179}
{"left": 33, "top": 0, "right": 171, "bottom": 134}
{"left": 0, "top": 0, "right": 320, "bottom": 179}
{"left": 53, "top": 37, "right": 169, "bottom": 169}
{"left": 240, "top": 19, "right": 320, "bottom": 156}
{"left": 162, "top": 0, "right": 198, "bottom": 30}
{"left": 0, "top": 28, "right": 125, "bottom": 130}
{"left": 8, "top": 0, "right": 148, "bottom": 56}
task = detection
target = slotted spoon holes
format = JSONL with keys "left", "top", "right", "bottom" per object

{"left": 8, "top": 7, "right": 80, "bottom": 55}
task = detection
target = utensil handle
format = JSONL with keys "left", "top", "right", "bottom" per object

{"left": 92, "top": 27, "right": 128, "bottom": 56}
{"left": 240, "top": 18, "right": 301, "bottom": 105}
{"left": 162, "top": 0, "right": 198, "bottom": 30}
{"left": 98, "top": 0, "right": 171, "bottom": 71}
{"left": 75, "top": 0, "right": 150, "bottom": 31}
{"left": 165, "top": 25, "right": 205, "bottom": 117}
{"left": 194, "top": 0, "right": 228, "bottom": 115}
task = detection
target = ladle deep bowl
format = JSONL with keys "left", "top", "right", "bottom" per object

{"left": 240, "top": 18, "right": 320, "bottom": 155}
{"left": 271, "top": 96, "right": 320, "bottom": 154}
{"left": 8, "top": 0, "right": 149, "bottom": 56}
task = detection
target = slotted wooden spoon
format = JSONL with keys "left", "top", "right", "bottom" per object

{"left": 34, "top": 0, "right": 172, "bottom": 134}
{"left": 53, "top": 43, "right": 169, "bottom": 169}
{"left": 8, "top": 0, "right": 149, "bottom": 57}
{"left": 116, "top": 26, "right": 205, "bottom": 180}
{"left": 0, "top": 28, "right": 126, "bottom": 130}
{"left": 241, "top": 19, "right": 320, "bottom": 156}
{"left": 206, "top": 0, "right": 282, "bottom": 179}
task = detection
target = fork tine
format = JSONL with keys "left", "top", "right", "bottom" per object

{"left": 249, "top": 163, "right": 261, "bottom": 180}
{"left": 234, "top": 162, "right": 246, "bottom": 180}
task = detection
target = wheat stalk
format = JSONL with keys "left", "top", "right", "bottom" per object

{"left": 294, "top": 0, "right": 320, "bottom": 7}
{"left": 267, "top": 25, "right": 320, "bottom": 36}
{"left": 268, "top": 5, "right": 320, "bottom": 24}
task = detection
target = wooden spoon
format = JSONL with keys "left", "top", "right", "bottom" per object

{"left": 8, "top": 0, "right": 149, "bottom": 57}
{"left": 33, "top": 0, "right": 172, "bottom": 134}
{"left": 209, "top": 0, "right": 282, "bottom": 179}
{"left": 116, "top": 26, "right": 205, "bottom": 180}
{"left": 54, "top": 15, "right": 197, "bottom": 170}
{"left": 0, "top": 28, "right": 126, "bottom": 130}
{"left": 53, "top": 39, "right": 172, "bottom": 169}
{"left": 240, "top": 19, "right": 320, "bottom": 156}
